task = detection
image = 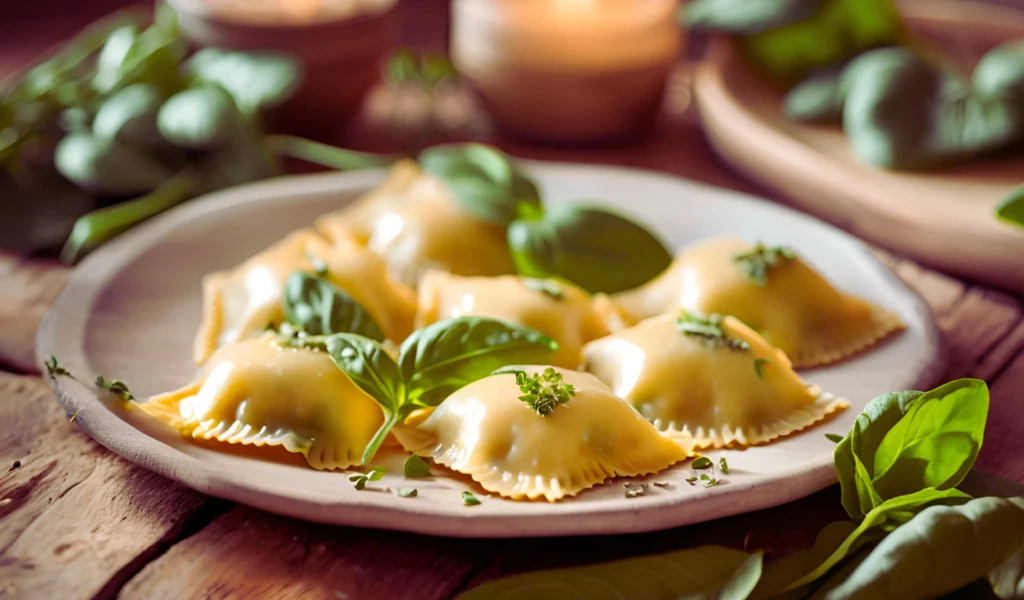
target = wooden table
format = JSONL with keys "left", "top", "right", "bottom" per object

{"left": 3, "top": 4, "right": 1024, "bottom": 599}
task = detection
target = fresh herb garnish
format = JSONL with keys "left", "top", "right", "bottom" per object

{"left": 653, "top": 481, "right": 671, "bottom": 488}
{"left": 349, "top": 466, "right": 386, "bottom": 491}
{"left": 69, "top": 408, "right": 83, "bottom": 423}
{"left": 685, "top": 476, "right": 698, "bottom": 485}
{"left": 397, "top": 488, "right": 418, "bottom": 498}
{"left": 825, "top": 433, "right": 845, "bottom": 443}
{"left": 733, "top": 242, "right": 795, "bottom": 286}
{"left": 719, "top": 457, "right": 729, "bottom": 474}
{"left": 325, "top": 317, "right": 558, "bottom": 465}
{"left": 95, "top": 375, "right": 134, "bottom": 401}
{"left": 522, "top": 278, "right": 564, "bottom": 301}
{"left": 699, "top": 473, "right": 719, "bottom": 488}
{"left": 282, "top": 270, "right": 384, "bottom": 340}
{"left": 45, "top": 356, "right": 71, "bottom": 378}
{"left": 462, "top": 491, "right": 481, "bottom": 506}
{"left": 403, "top": 455, "right": 431, "bottom": 478}
{"left": 692, "top": 456, "right": 714, "bottom": 470}
{"left": 308, "top": 254, "right": 328, "bottom": 277}
{"left": 625, "top": 487, "right": 646, "bottom": 499}
{"left": 675, "top": 312, "right": 750, "bottom": 351}
{"left": 753, "top": 357, "right": 773, "bottom": 380}
{"left": 514, "top": 368, "right": 576, "bottom": 416}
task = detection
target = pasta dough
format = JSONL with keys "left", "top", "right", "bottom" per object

{"left": 193, "top": 229, "right": 415, "bottom": 364}
{"left": 583, "top": 313, "right": 848, "bottom": 448}
{"left": 141, "top": 335, "right": 384, "bottom": 470}
{"left": 415, "top": 272, "right": 610, "bottom": 368}
{"left": 393, "top": 367, "right": 686, "bottom": 501}
{"left": 316, "top": 159, "right": 515, "bottom": 287}
{"left": 612, "top": 237, "right": 904, "bottom": 367}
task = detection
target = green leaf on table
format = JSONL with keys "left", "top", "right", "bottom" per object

{"left": 403, "top": 455, "right": 431, "bottom": 478}
{"left": 841, "top": 45, "right": 1024, "bottom": 171}
{"left": 457, "top": 546, "right": 763, "bottom": 600}
{"left": 823, "top": 497, "right": 1024, "bottom": 599}
{"left": 399, "top": 316, "right": 558, "bottom": 407}
{"left": 93, "top": 14, "right": 186, "bottom": 96}
{"left": 282, "top": 271, "right": 384, "bottom": 340}
{"left": 507, "top": 204, "right": 673, "bottom": 294}
{"left": 996, "top": 186, "right": 1024, "bottom": 230}
{"left": 186, "top": 48, "right": 303, "bottom": 114}
{"left": 419, "top": 143, "right": 542, "bottom": 226}
{"left": 91, "top": 82, "right": 164, "bottom": 146}
{"left": 157, "top": 85, "right": 242, "bottom": 149}
{"left": 54, "top": 132, "right": 174, "bottom": 195}
{"left": 834, "top": 379, "right": 988, "bottom": 519}
{"left": 684, "top": 0, "right": 824, "bottom": 35}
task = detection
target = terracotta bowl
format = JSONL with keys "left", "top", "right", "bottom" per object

{"left": 169, "top": 0, "right": 400, "bottom": 138}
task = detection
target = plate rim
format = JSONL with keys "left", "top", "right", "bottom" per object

{"left": 36, "top": 160, "right": 945, "bottom": 538}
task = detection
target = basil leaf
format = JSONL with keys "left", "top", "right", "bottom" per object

{"left": 54, "top": 132, "right": 174, "bottom": 195}
{"left": 403, "top": 455, "right": 431, "bottom": 478}
{"left": 996, "top": 186, "right": 1024, "bottom": 230}
{"left": 325, "top": 334, "right": 407, "bottom": 464}
{"left": 781, "top": 487, "right": 972, "bottom": 593}
{"left": 283, "top": 271, "right": 384, "bottom": 340}
{"left": 824, "top": 497, "right": 1024, "bottom": 599}
{"left": 186, "top": 48, "right": 302, "bottom": 114}
{"left": 835, "top": 379, "right": 988, "bottom": 519}
{"left": 456, "top": 546, "right": 763, "bottom": 600}
{"left": 783, "top": 67, "right": 844, "bottom": 123}
{"left": 685, "top": 0, "right": 823, "bottom": 35}
{"left": 157, "top": 85, "right": 242, "bottom": 150}
{"left": 419, "top": 143, "right": 541, "bottom": 226}
{"left": 399, "top": 317, "right": 558, "bottom": 407}
{"left": 92, "top": 82, "right": 164, "bottom": 146}
{"left": 507, "top": 204, "right": 672, "bottom": 294}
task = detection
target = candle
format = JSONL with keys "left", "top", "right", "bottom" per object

{"left": 451, "top": 0, "right": 682, "bottom": 143}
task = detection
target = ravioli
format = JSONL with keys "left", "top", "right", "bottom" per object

{"left": 193, "top": 228, "right": 416, "bottom": 364}
{"left": 583, "top": 313, "right": 848, "bottom": 449}
{"left": 612, "top": 237, "right": 904, "bottom": 367}
{"left": 393, "top": 367, "right": 686, "bottom": 501}
{"left": 316, "top": 159, "right": 515, "bottom": 287}
{"left": 141, "top": 335, "right": 383, "bottom": 470}
{"left": 415, "top": 272, "right": 610, "bottom": 368}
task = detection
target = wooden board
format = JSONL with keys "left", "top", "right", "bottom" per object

{"left": 694, "top": 0, "right": 1024, "bottom": 294}
{"left": 35, "top": 163, "right": 941, "bottom": 538}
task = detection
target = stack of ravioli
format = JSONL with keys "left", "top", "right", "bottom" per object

{"left": 140, "top": 161, "right": 905, "bottom": 502}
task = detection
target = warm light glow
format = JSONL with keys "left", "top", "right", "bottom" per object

{"left": 554, "top": 0, "right": 598, "bottom": 12}
{"left": 280, "top": 0, "right": 321, "bottom": 20}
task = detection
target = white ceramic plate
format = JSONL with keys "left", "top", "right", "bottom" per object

{"left": 37, "top": 163, "right": 943, "bottom": 538}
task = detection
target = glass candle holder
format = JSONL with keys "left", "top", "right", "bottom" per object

{"left": 451, "top": 0, "right": 682, "bottom": 144}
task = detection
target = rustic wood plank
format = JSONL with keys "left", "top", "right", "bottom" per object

{"left": 0, "top": 372, "right": 222, "bottom": 600}
{"left": 977, "top": 347, "right": 1024, "bottom": 483}
{"left": 119, "top": 506, "right": 479, "bottom": 600}
{"left": 0, "top": 253, "right": 69, "bottom": 374}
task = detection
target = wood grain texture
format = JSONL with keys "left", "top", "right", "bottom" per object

{"left": 0, "top": 372, "right": 220, "bottom": 600}
{"left": 0, "top": 253, "right": 69, "bottom": 374}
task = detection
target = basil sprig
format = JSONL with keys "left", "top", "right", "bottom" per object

{"left": 418, "top": 144, "right": 673, "bottom": 294}
{"left": 281, "top": 270, "right": 384, "bottom": 340}
{"left": 507, "top": 204, "right": 672, "bottom": 294}
{"left": 419, "top": 143, "right": 542, "bottom": 226}
{"left": 456, "top": 377, "right": 1024, "bottom": 600}
{"left": 327, "top": 317, "right": 558, "bottom": 464}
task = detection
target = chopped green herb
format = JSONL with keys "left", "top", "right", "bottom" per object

{"left": 685, "top": 476, "right": 698, "bottom": 485}
{"left": 95, "top": 375, "right": 134, "bottom": 401}
{"left": 700, "top": 473, "right": 719, "bottom": 488}
{"left": 719, "top": 457, "right": 729, "bottom": 474}
{"left": 349, "top": 466, "right": 386, "bottom": 490}
{"left": 753, "top": 357, "right": 773, "bottom": 380}
{"left": 462, "top": 491, "right": 481, "bottom": 506}
{"left": 523, "top": 278, "right": 565, "bottom": 301}
{"left": 676, "top": 312, "right": 750, "bottom": 351}
{"left": 516, "top": 368, "right": 576, "bottom": 416}
{"left": 308, "top": 254, "right": 328, "bottom": 276}
{"left": 653, "top": 481, "right": 671, "bottom": 488}
{"left": 403, "top": 455, "right": 431, "bottom": 478}
{"left": 625, "top": 487, "right": 646, "bottom": 498}
{"left": 692, "top": 456, "right": 714, "bottom": 469}
{"left": 733, "top": 242, "right": 795, "bottom": 286}
{"left": 825, "top": 433, "right": 845, "bottom": 444}
{"left": 45, "top": 356, "right": 71, "bottom": 378}
{"left": 397, "top": 488, "right": 418, "bottom": 498}
{"left": 69, "top": 408, "right": 83, "bottom": 423}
